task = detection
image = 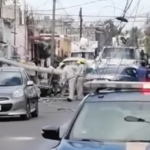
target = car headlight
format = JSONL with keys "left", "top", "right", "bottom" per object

{"left": 13, "top": 89, "right": 24, "bottom": 98}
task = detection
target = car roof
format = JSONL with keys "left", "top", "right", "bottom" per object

{"left": 0, "top": 66, "right": 25, "bottom": 72}
{"left": 85, "top": 91, "right": 150, "bottom": 102}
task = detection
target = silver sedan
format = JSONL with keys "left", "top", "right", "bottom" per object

{"left": 0, "top": 66, "right": 39, "bottom": 120}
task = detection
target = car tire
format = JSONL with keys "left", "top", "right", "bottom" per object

{"left": 20, "top": 102, "right": 31, "bottom": 120}
{"left": 31, "top": 100, "right": 39, "bottom": 118}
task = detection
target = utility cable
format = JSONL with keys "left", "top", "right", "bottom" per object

{"left": 57, "top": 0, "right": 69, "bottom": 16}
{"left": 114, "top": 0, "right": 141, "bottom": 77}
{"left": 99, "top": 0, "right": 134, "bottom": 78}
{"left": 29, "top": 0, "right": 105, "bottom": 12}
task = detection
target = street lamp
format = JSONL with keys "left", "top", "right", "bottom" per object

{"left": 116, "top": 16, "right": 128, "bottom": 23}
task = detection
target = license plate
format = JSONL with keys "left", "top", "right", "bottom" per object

{"left": 0, "top": 105, "right": 1, "bottom": 111}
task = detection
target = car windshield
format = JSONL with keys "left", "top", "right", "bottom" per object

{"left": 0, "top": 72, "right": 22, "bottom": 86}
{"left": 102, "top": 48, "right": 135, "bottom": 59}
{"left": 70, "top": 101, "right": 150, "bottom": 142}
{"left": 71, "top": 52, "right": 94, "bottom": 59}
{"left": 69, "top": 101, "right": 150, "bottom": 142}
{"left": 90, "top": 67, "right": 122, "bottom": 75}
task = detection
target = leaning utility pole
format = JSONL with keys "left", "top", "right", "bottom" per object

{"left": 79, "top": 7, "right": 83, "bottom": 39}
{"left": 51, "top": 0, "right": 56, "bottom": 66}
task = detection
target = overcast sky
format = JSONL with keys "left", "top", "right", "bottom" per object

{"left": 25, "top": 0, "right": 150, "bottom": 29}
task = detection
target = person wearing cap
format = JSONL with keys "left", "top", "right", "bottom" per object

{"left": 137, "top": 61, "right": 147, "bottom": 81}
{"left": 59, "top": 62, "right": 77, "bottom": 102}
{"left": 76, "top": 59, "right": 87, "bottom": 100}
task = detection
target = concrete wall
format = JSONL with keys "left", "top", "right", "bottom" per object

{"left": 2, "top": 5, "right": 21, "bottom": 25}
{"left": 1, "top": 22, "right": 27, "bottom": 59}
{"left": 15, "top": 25, "right": 27, "bottom": 57}
{"left": 2, "top": 21, "right": 13, "bottom": 58}
{"left": 1, "top": 5, "right": 27, "bottom": 58}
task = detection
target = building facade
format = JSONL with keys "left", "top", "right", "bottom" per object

{"left": 1, "top": 5, "right": 28, "bottom": 59}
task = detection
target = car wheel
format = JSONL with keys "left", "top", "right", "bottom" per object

{"left": 20, "top": 102, "right": 31, "bottom": 120}
{"left": 31, "top": 100, "right": 39, "bottom": 118}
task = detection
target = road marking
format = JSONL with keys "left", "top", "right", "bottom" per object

{"left": 5, "top": 136, "right": 35, "bottom": 141}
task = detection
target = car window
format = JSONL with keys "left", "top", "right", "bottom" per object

{"left": 0, "top": 71, "right": 22, "bottom": 86}
{"left": 69, "top": 102, "right": 150, "bottom": 142}
{"left": 125, "top": 68, "right": 137, "bottom": 77}
{"left": 90, "top": 67, "right": 122, "bottom": 75}
{"left": 102, "top": 48, "right": 135, "bottom": 59}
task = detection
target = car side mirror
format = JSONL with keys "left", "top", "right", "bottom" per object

{"left": 42, "top": 126, "right": 60, "bottom": 140}
{"left": 27, "top": 81, "right": 34, "bottom": 86}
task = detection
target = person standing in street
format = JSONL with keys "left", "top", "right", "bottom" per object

{"left": 76, "top": 59, "right": 87, "bottom": 100}
{"left": 137, "top": 61, "right": 147, "bottom": 81}
{"left": 59, "top": 62, "right": 77, "bottom": 102}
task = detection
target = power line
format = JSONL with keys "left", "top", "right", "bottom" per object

{"left": 132, "top": 0, "right": 141, "bottom": 26}
{"left": 31, "top": 13, "right": 150, "bottom": 19}
{"left": 123, "top": 0, "right": 134, "bottom": 17}
{"left": 57, "top": 0, "right": 69, "bottom": 15}
{"left": 132, "top": 0, "right": 141, "bottom": 48}
{"left": 28, "top": 0, "right": 106, "bottom": 12}
{"left": 35, "top": 20, "right": 147, "bottom": 23}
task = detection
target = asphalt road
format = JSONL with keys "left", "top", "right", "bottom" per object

{"left": 0, "top": 100, "right": 79, "bottom": 150}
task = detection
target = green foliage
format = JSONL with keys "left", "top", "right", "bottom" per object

{"left": 144, "top": 36, "right": 150, "bottom": 54}
{"left": 144, "top": 19, "right": 150, "bottom": 54}
{"left": 103, "top": 19, "right": 118, "bottom": 45}
{"left": 104, "top": 19, "right": 118, "bottom": 37}
{"left": 127, "top": 26, "right": 142, "bottom": 47}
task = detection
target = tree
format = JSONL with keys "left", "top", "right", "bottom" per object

{"left": 125, "top": 26, "right": 143, "bottom": 47}
{"left": 144, "top": 16, "right": 150, "bottom": 54}
{"left": 103, "top": 19, "right": 118, "bottom": 45}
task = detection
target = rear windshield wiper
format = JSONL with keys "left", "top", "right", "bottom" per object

{"left": 124, "top": 116, "right": 150, "bottom": 123}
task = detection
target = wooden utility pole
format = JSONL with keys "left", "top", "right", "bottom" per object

{"left": 14, "top": 0, "right": 16, "bottom": 47}
{"left": 79, "top": 7, "right": 83, "bottom": 39}
{"left": 0, "top": 0, "right": 2, "bottom": 18}
{"left": 51, "top": 0, "right": 56, "bottom": 66}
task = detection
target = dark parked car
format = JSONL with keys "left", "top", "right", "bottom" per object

{"left": 41, "top": 81, "right": 150, "bottom": 150}
{"left": 85, "top": 65, "right": 138, "bottom": 82}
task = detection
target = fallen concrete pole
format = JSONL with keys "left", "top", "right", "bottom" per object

{"left": 0, "top": 57, "right": 63, "bottom": 75}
